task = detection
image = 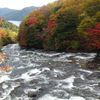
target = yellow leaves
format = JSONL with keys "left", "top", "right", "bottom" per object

{"left": 38, "top": 13, "right": 44, "bottom": 19}
{"left": 8, "top": 31, "right": 18, "bottom": 42}
{"left": 0, "top": 28, "right": 7, "bottom": 39}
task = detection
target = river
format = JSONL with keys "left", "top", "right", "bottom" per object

{"left": 0, "top": 43, "right": 100, "bottom": 100}
{"left": 8, "top": 20, "right": 21, "bottom": 26}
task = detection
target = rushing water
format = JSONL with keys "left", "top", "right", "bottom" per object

{"left": 0, "top": 44, "right": 100, "bottom": 100}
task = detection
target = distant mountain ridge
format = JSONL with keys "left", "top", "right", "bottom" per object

{"left": 0, "top": 6, "right": 39, "bottom": 21}
{"left": 0, "top": 7, "right": 14, "bottom": 16}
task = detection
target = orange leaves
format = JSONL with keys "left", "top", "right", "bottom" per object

{"left": 0, "top": 53, "right": 9, "bottom": 58}
{"left": 0, "top": 65, "right": 10, "bottom": 71}
{"left": 0, "top": 53, "right": 10, "bottom": 75}
{"left": 0, "top": 28, "right": 7, "bottom": 38}
{"left": 0, "top": 16, "right": 4, "bottom": 24}
{"left": 0, "top": 53, "right": 9, "bottom": 63}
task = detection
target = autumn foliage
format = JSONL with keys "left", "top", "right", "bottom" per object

{"left": 0, "top": 16, "right": 4, "bottom": 24}
{"left": 18, "top": 0, "right": 100, "bottom": 52}
{"left": 27, "top": 17, "right": 37, "bottom": 25}
{"left": 87, "top": 23, "right": 100, "bottom": 49}
{"left": 0, "top": 17, "right": 18, "bottom": 47}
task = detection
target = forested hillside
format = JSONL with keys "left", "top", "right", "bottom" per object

{"left": 18, "top": 0, "right": 100, "bottom": 52}
{"left": 0, "top": 17, "right": 18, "bottom": 48}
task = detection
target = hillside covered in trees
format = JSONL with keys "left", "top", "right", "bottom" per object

{"left": 18, "top": 0, "right": 100, "bottom": 52}
{"left": 0, "top": 17, "right": 18, "bottom": 48}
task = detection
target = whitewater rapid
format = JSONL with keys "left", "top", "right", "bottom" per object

{"left": 0, "top": 44, "right": 100, "bottom": 100}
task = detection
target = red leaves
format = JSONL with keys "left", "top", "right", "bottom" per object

{"left": 18, "top": 34, "right": 27, "bottom": 46}
{"left": 47, "top": 20, "right": 54, "bottom": 30}
{"left": 47, "top": 19, "right": 58, "bottom": 30}
{"left": 27, "top": 17, "right": 37, "bottom": 25}
{"left": 34, "top": 34, "right": 44, "bottom": 39}
{"left": 87, "top": 23, "right": 100, "bottom": 49}
{"left": 95, "top": 23, "right": 100, "bottom": 29}
{"left": 48, "top": 20, "right": 53, "bottom": 26}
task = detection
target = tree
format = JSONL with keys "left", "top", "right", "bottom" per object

{"left": 87, "top": 23, "right": 100, "bottom": 49}
{"left": 0, "top": 16, "right": 4, "bottom": 24}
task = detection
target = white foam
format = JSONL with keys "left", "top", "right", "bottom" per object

{"left": 79, "top": 69, "right": 93, "bottom": 74}
{"left": 75, "top": 53, "right": 96, "bottom": 60}
{"left": 0, "top": 75, "right": 10, "bottom": 83}
{"left": 69, "top": 96, "right": 85, "bottom": 100}
{"left": 38, "top": 94, "right": 66, "bottom": 100}
{"left": 80, "top": 74, "right": 85, "bottom": 80}
{"left": 2, "top": 83, "right": 8, "bottom": 89}
{"left": 42, "top": 67, "right": 50, "bottom": 71}
{"left": 59, "top": 75, "right": 76, "bottom": 89}
{"left": 21, "top": 72, "right": 31, "bottom": 81}
{"left": 24, "top": 88, "right": 38, "bottom": 94}
{"left": 28, "top": 63, "right": 40, "bottom": 67}
{"left": 38, "top": 94, "right": 85, "bottom": 100}
{"left": 28, "top": 68, "right": 41, "bottom": 75}
{"left": 53, "top": 69, "right": 66, "bottom": 74}
{"left": 13, "top": 96, "right": 30, "bottom": 100}
{"left": 14, "top": 57, "right": 20, "bottom": 62}
{"left": 20, "top": 68, "right": 41, "bottom": 81}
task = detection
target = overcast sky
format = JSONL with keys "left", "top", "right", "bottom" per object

{"left": 0, "top": 0, "right": 57, "bottom": 9}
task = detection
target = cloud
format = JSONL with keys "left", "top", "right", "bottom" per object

{"left": 0, "top": 0, "right": 56, "bottom": 9}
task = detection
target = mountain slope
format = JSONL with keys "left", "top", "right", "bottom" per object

{"left": 0, "top": 7, "right": 14, "bottom": 16}
{"left": 1, "top": 6, "right": 39, "bottom": 21}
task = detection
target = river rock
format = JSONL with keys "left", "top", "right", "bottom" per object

{"left": 28, "top": 92, "right": 37, "bottom": 97}
{"left": 86, "top": 61, "right": 98, "bottom": 69}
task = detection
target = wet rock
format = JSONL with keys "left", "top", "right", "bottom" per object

{"left": 86, "top": 72, "right": 100, "bottom": 80}
{"left": 86, "top": 61, "right": 98, "bottom": 69}
{"left": 73, "top": 78, "right": 87, "bottom": 87}
{"left": 98, "top": 83, "right": 100, "bottom": 89}
{"left": 27, "top": 87, "right": 49, "bottom": 99}
{"left": 14, "top": 79, "right": 24, "bottom": 82}
{"left": 28, "top": 92, "right": 37, "bottom": 97}
{"left": 39, "top": 88, "right": 44, "bottom": 91}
